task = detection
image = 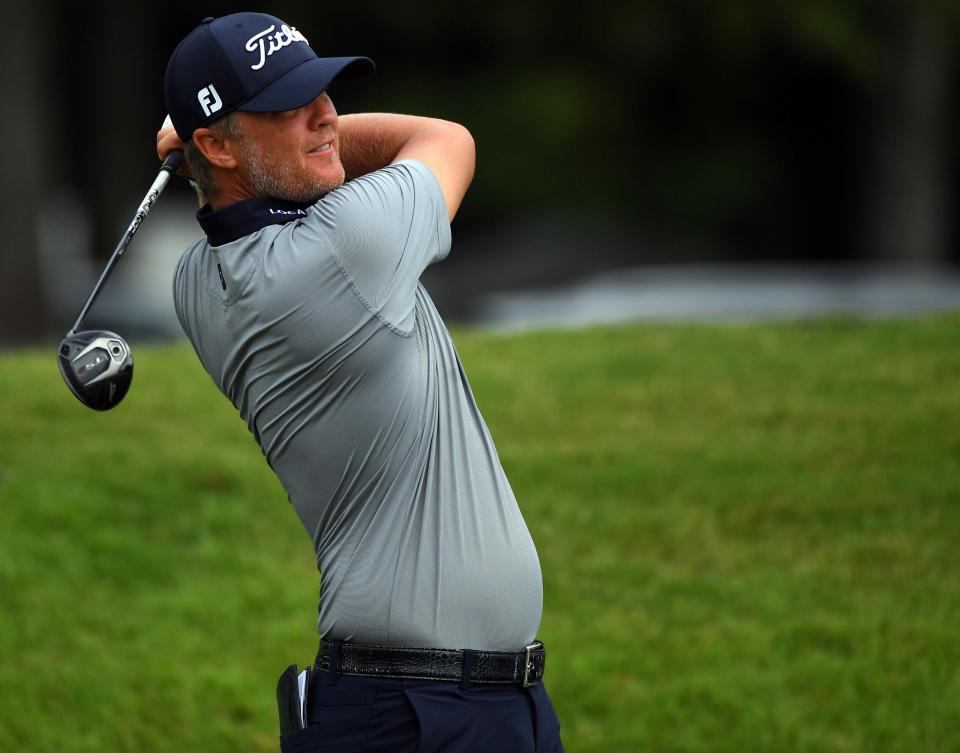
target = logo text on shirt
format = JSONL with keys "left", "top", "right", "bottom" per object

{"left": 269, "top": 208, "right": 308, "bottom": 215}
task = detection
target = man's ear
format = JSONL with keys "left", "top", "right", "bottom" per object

{"left": 192, "top": 127, "right": 239, "bottom": 169}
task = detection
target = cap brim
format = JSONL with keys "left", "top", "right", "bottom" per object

{"left": 239, "top": 56, "right": 375, "bottom": 113}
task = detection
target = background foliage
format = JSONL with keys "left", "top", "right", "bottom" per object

{"left": 1, "top": 0, "right": 957, "bottom": 342}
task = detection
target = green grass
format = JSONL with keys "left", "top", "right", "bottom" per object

{"left": 1, "top": 313, "right": 959, "bottom": 753}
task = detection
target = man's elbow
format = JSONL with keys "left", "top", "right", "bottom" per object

{"left": 410, "top": 118, "right": 476, "bottom": 220}
{"left": 444, "top": 121, "right": 476, "bottom": 184}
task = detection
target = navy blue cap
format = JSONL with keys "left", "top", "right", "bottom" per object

{"left": 164, "top": 13, "right": 374, "bottom": 140}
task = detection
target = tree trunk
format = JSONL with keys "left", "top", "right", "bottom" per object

{"left": 862, "top": 6, "right": 951, "bottom": 264}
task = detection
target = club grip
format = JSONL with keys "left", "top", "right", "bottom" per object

{"left": 160, "top": 150, "right": 184, "bottom": 175}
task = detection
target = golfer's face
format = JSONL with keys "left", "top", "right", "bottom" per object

{"left": 239, "top": 92, "right": 345, "bottom": 199}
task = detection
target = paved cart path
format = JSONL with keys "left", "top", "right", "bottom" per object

{"left": 472, "top": 264, "right": 960, "bottom": 331}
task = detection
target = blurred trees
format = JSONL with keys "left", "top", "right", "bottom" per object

{"left": 309, "top": 0, "right": 956, "bottom": 264}
{"left": 0, "top": 1, "right": 51, "bottom": 345}
{"left": 1, "top": 0, "right": 956, "bottom": 343}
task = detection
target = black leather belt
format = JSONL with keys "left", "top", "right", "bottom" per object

{"left": 314, "top": 639, "right": 546, "bottom": 687}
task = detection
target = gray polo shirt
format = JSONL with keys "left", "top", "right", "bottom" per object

{"left": 173, "top": 160, "right": 542, "bottom": 651}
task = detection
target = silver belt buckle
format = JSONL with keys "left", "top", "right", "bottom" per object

{"left": 522, "top": 642, "right": 541, "bottom": 687}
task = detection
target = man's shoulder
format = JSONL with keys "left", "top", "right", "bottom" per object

{"left": 173, "top": 237, "right": 208, "bottom": 287}
{"left": 317, "top": 160, "right": 438, "bottom": 209}
{"left": 306, "top": 159, "right": 447, "bottom": 245}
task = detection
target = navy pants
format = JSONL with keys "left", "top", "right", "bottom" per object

{"left": 278, "top": 669, "right": 564, "bottom": 753}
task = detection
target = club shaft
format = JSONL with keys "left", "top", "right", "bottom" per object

{"left": 68, "top": 151, "right": 184, "bottom": 336}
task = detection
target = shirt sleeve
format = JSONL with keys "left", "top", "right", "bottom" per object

{"left": 298, "top": 159, "right": 452, "bottom": 333}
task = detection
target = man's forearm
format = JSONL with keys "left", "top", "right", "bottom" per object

{"left": 338, "top": 113, "right": 452, "bottom": 179}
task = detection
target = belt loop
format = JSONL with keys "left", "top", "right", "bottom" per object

{"left": 327, "top": 640, "right": 341, "bottom": 686}
{"left": 460, "top": 649, "right": 474, "bottom": 692}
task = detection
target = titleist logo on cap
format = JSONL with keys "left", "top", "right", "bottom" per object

{"left": 245, "top": 24, "right": 308, "bottom": 71}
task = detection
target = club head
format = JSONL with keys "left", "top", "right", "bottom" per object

{"left": 57, "top": 330, "right": 134, "bottom": 411}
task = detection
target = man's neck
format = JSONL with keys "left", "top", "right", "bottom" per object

{"left": 208, "top": 185, "right": 257, "bottom": 211}
{"left": 205, "top": 168, "right": 260, "bottom": 210}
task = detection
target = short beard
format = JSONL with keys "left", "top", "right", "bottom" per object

{"left": 240, "top": 139, "right": 344, "bottom": 204}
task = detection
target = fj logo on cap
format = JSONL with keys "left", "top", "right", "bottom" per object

{"left": 245, "top": 24, "right": 308, "bottom": 70}
{"left": 198, "top": 85, "right": 222, "bottom": 117}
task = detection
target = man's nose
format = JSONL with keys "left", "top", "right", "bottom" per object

{"left": 307, "top": 92, "right": 337, "bottom": 126}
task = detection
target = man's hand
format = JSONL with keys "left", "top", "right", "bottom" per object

{"left": 157, "top": 116, "right": 207, "bottom": 205}
{"left": 156, "top": 118, "right": 191, "bottom": 178}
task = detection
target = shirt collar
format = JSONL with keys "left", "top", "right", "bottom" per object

{"left": 197, "top": 196, "right": 314, "bottom": 246}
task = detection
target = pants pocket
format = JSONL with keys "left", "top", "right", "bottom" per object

{"left": 527, "top": 683, "right": 564, "bottom": 753}
{"left": 278, "top": 703, "right": 373, "bottom": 753}
{"left": 279, "top": 725, "right": 325, "bottom": 753}
{"left": 278, "top": 673, "right": 376, "bottom": 753}
{"left": 403, "top": 683, "right": 536, "bottom": 753}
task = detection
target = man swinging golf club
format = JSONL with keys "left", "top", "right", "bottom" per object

{"left": 159, "top": 12, "right": 563, "bottom": 753}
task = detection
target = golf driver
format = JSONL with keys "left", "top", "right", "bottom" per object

{"left": 58, "top": 148, "right": 184, "bottom": 411}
